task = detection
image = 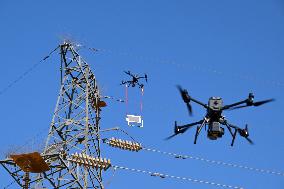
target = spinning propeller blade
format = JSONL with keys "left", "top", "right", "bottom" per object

{"left": 177, "top": 85, "right": 192, "bottom": 116}
{"left": 165, "top": 121, "right": 186, "bottom": 140}
{"left": 165, "top": 121, "right": 179, "bottom": 140}
{"left": 245, "top": 137, "right": 254, "bottom": 145}
{"left": 186, "top": 103, "right": 193, "bottom": 116}
{"left": 253, "top": 99, "right": 275, "bottom": 106}
{"left": 228, "top": 98, "right": 274, "bottom": 110}
{"left": 145, "top": 74, "right": 148, "bottom": 82}
{"left": 165, "top": 134, "right": 178, "bottom": 140}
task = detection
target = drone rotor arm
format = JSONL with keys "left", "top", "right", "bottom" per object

{"left": 222, "top": 123, "right": 234, "bottom": 137}
{"left": 222, "top": 99, "right": 248, "bottom": 110}
{"left": 178, "top": 120, "right": 204, "bottom": 130}
{"left": 223, "top": 121, "right": 254, "bottom": 145}
{"left": 190, "top": 97, "right": 208, "bottom": 109}
{"left": 165, "top": 120, "right": 204, "bottom": 140}
{"left": 121, "top": 80, "right": 127, "bottom": 85}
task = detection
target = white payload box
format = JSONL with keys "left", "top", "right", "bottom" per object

{"left": 125, "top": 114, "right": 143, "bottom": 128}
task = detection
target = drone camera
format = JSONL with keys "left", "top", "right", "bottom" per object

{"left": 207, "top": 122, "right": 224, "bottom": 140}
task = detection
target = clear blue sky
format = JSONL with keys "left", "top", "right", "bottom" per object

{"left": 0, "top": 0, "right": 283, "bottom": 188}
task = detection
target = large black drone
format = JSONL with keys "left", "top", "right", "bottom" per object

{"left": 166, "top": 86, "right": 274, "bottom": 146}
{"left": 121, "top": 71, "right": 148, "bottom": 88}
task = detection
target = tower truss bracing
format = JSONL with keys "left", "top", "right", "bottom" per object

{"left": 1, "top": 43, "right": 107, "bottom": 189}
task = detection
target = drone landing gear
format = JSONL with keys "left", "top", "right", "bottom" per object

{"left": 193, "top": 120, "right": 206, "bottom": 144}
{"left": 231, "top": 129, "right": 237, "bottom": 146}
{"left": 194, "top": 126, "right": 199, "bottom": 144}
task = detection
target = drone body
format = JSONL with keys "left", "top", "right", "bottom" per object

{"left": 205, "top": 97, "right": 225, "bottom": 140}
{"left": 167, "top": 86, "right": 274, "bottom": 146}
{"left": 121, "top": 71, "right": 148, "bottom": 88}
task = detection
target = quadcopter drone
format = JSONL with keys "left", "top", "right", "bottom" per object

{"left": 166, "top": 86, "right": 274, "bottom": 146}
{"left": 121, "top": 71, "right": 148, "bottom": 88}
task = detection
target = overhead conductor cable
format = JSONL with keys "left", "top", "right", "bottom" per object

{"left": 112, "top": 165, "right": 244, "bottom": 189}
{"left": 0, "top": 45, "right": 60, "bottom": 95}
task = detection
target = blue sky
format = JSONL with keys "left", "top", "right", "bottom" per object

{"left": 0, "top": 0, "right": 283, "bottom": 188}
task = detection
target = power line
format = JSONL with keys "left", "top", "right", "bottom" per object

{"left": 88, "top": 46, "right": 284, "bottom": 88}
{"left": 101, "top": 133, "right": 284, "bottom": 177}
{"left": 142, "top": 147, "right": 284, "bottom": 177}
{"left": 3, "top": 180, "right": 16, "bottom": 189}
{"left": 0, "top": 45, "right": 60, "bottom": 96}
{"left": 8, "top": 125, "right": 284, "bottom": 180}
{"left": 112, "top": 164, "right": 244, "bottom": 189}
{"left": 100, "top": 128, "right": 284, "bottom": 178}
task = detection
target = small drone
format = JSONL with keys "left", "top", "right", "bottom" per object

{"left": 121, "top": 71, "right": 148, "bottom": 88}
{"left": 166, "top": 86, "right": 274, "bottom": 146}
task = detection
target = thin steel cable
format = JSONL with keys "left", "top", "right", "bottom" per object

{"left": 101, "top": 128, "right": 284, "bottom": 178}
{"left": 125, "top": 84, "right": 128, "bottom": 115}
{"left": 103, "top": 166, "right": 117, "bottom": 188}
{"left": 116, "top": 128, "right": 139, "bottom": 143}
{"left": 112, "top": 165, "right": 244, "bottom": 189}
{"left": 0, "top": 45, "right": 60, "bottom": 96}
{"left": 101, "top": 95, "right": 125, "bottom": 103}
{"left": 87, "top": 46, "right": 284, "bottom": 88}
{"left": 3, "top": 180, "right": 16, "bottom": 189}
{"left": 142, "top": 147, "right": 284, "bottom": 177}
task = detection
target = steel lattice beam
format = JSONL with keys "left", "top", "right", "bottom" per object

{"left": 1, "top": 43, "right": 106, "bottom": 189}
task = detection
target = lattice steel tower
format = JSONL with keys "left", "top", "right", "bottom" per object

{"left": 1, "top": 42, "right": 108, "bottom": 188}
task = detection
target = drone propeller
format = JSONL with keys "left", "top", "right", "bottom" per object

{"left": 165, "top": 121, "right": 179, "bottom": 140}
{"left": 124, "top": 70, "right": 130, "bottom": 75}
{"left": 245, "top": 137, "right": 254, "bottom": 145}
{"left": 237, "top": 124, "right": 254, "bottom": 145}
{"left": 145, "top": 74, "right": 148, "bottom": 82}
{"left": 228, "top": 98, "right": 274, "bottom": 110}
{"left": 165, "top": 120, "right": 203, "bottom": 140}
{"left": 253, "top": 99, "right": 275, "bottom": 106}
{"left": 124, "top": 70, "right": 136, "bottom": 77}
{"left": 186, "top": 103, "right": 193, "bottom": 115}
{"left": 177, "top": 85, "right": 192, "bottom": 116}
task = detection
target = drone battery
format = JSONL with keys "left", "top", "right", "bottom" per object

{"left": 208, "top": 97, "right": 223, "bottom": 110}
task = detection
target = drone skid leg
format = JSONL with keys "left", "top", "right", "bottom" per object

{"left": 231, "top": 129, "right": 238, "bottom": 146}
{"left": 194, "top": 126, "right": 199, "bottom": 144}
{"left": 193, "top": 119, "right": 207, "bottom": 144}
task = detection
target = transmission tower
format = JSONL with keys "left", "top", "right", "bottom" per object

{"left": 0, "top": 42, "right": 109, "bottom": 188}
